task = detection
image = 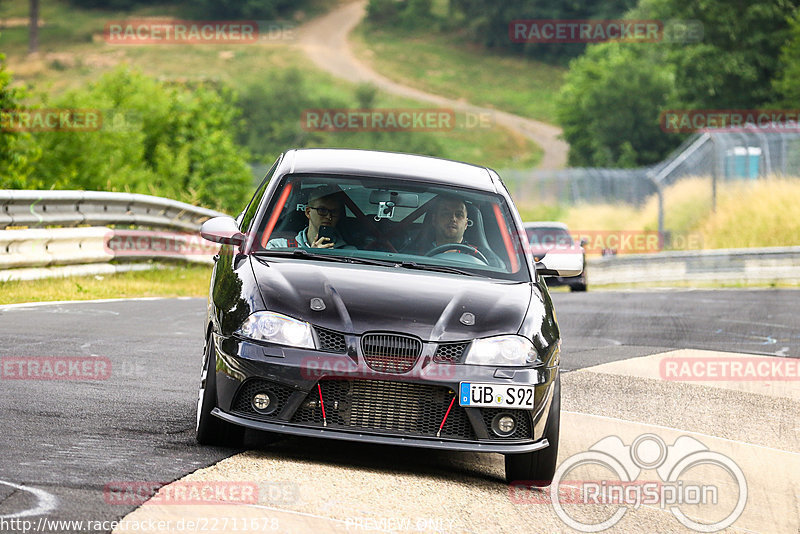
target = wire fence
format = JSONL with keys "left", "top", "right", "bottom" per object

{"left": 502, "top": 128, "right": 800, "bottom": 208}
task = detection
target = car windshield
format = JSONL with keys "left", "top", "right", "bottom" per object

{"left": 251, "top": 174, "right": 530, "bottom": 281}
{"left": 526, "top": 227, "right": 574, "bottom": 248}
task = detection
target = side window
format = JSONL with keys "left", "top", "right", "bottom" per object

{"left": 239, "top": 158, "right": 279, "bottom": 231}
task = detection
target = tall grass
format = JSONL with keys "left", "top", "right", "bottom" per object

{"left": 699, "top": 178, "right": 800, "bottom": 248}
{"left": 518, "top": 176, "right": 800, "bottom": 251}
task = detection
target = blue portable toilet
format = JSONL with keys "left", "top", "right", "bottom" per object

{"left": 724, "top": 147, "right": 761, "bottom": 180}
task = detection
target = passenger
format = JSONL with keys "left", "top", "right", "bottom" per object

{"left": 266, "top": 185, "right": 353, "bottom": 249}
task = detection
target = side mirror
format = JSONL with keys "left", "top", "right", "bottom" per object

{"left": 200, "top": 216, "right": 245, "bottom": 246}
{"left": 579, "top": 238, "right": 588, "bottom": 248}
{"left": 535, "top": 251, "right": 583, "bottom": 277}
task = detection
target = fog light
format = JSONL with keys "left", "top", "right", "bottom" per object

{"left": 491, "top": 414, "right": 516, "bottom": 437}
{"left": 252, "top": 392, "right": 275, "bottom": 414}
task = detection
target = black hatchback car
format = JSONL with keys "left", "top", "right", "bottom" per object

{"left": 196, "top": 148, "right": 581, "bottom": 485}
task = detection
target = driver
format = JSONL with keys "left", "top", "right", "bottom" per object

{"left": 266, "top": 185, "right": 353, "bottom": 249}
{"left": 424, "top": 195, "right": 480, "bottom": 256}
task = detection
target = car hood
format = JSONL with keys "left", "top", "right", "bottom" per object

{"left": 250, "top": 257, "right": 531, "bottom": 342}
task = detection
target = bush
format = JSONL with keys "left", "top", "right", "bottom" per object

{"left": 367, "top": 0, "right": 435, "bottom": 29}
{"left": 31, "top": 67, "right": 252, "bottom": 214}
{"left": 0, "top": 51, "right": 41, "bottom": 189}
{"left": 366, "top": 0, "right": 401, "bottom": 24}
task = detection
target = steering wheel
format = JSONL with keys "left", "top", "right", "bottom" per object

{"left": 425, "top": 243, "right": 488, "bottom": 264}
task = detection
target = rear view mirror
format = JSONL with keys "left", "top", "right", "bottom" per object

{"left": 200, "top": 216, "right": 245, "bottom": 246}
{"left": 535, "top": 252, "right": 583, "bottom": 277}
{"left": 368, "top": 190, "right": 419, "bottom": 208}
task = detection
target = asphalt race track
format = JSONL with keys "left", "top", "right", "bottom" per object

{"left": 0, "top": 291, "right": 798, "bottom": 533}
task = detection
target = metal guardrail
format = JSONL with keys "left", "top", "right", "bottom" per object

{"left": 0, "top": 190, "right": 225, "bottom": 281}
{"left": 587, "top": 246, "right": 800, "bottom": 285}
{"left": 0, "top": 190, "right": 225, "bottom": 231}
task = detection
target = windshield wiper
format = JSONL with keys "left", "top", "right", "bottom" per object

{"left": 254, "top": 249, "right": 353, "bottom": 263}
{"left": 398, "top": 261, "right": 474, "bottom": 276}
{"left": 255, "top": 249, "right": 396, "bottom": 267}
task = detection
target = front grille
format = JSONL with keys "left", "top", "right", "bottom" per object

{"left": 480, "top": 408, "right": 532, "bottom": 440}
{"left": 361, "top": 333, "right": 422, "bottom": 374}
{"left": 315, "top": 327, "right": 347, "bottom": 353}
{"left": 231, "top": 379, "right": 294, "bottom": 419}
{"left": 433, "top": 342, "right": 469, "bottom": 363}
{"left": 290, "top": 380, "right": 475, "bottom": 440}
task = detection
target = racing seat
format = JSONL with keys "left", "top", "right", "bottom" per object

{"left": 464, "top": 205, "right": 505, "bottom": 268}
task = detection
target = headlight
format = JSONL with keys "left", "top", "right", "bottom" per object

{"left": 463, "top": 335, "right": 539, "bottom": 366}
{"left": 236, "top": 311, "right": 316, "bottom": 349}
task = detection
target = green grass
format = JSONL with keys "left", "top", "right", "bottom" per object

{"left": 0, "top": 0, "right": 541, "bottom": 170}
{"left": 0, "top": 264, "right": 211, "bottom": 304}
{"left": 351, "top": 24, "right": 566, "bottom": 124}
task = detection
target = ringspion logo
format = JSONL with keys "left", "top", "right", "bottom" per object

{"left": 512, "top": 434, "right": 747, "bottom": 532}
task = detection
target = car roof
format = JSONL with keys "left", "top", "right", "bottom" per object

{"left": 524, "top": 221, "right": 571, "bottom": 230}
{"left": 283, "top": 148, "right": 498, "bottom": 192}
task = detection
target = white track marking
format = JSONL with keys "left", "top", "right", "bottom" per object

{"left": 0, "top": 297, "right": 198, "bottom": 310}
{"left": 0, "top": 480, "right": 58, "bottom": 519}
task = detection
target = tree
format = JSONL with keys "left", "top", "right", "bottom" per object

{"left": 446, "top": 0, "right": 638, "bottom": 64}
{"left": 772, "top": 8, "right": 800, "bottom": 106}
{"left": 556, "top": 42, "right": 678, "bottom": 167}
{"left": 633, "top": 0, "right": 798, "bottom": 109}
{"left": 0, "top": 51, "right": 41, "bottom": 188}
{"left": 556, "top": 0, "right": 799, "bottom": 166}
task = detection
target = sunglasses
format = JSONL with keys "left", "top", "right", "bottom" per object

{"left": 308, "top": 206, "right": 342, "bottom": 217}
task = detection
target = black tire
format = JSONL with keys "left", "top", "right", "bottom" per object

{"left": 505, "top": 375, "right": 560, "bottom": 486}
{"left": 569, "top": 267, "right": 588, "bottom": 292}
{"left": 569, "top": 280, "right": 587, "bottom": 292}
{"left": 196, "top": 338, "right": 245, "bottom": 447}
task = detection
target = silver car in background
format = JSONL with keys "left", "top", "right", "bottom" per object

{"left": 524, "top": 222, "right": 587, "bottom": 292}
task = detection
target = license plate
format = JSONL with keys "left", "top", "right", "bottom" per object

{"left": 459, "top": 382, "right": 535, "bottom": 408}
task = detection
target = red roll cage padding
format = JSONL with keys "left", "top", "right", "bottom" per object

{"left": 260, "top": 182, "right": 294, "bottom": 249}
{"left": 493, "top": 203, "right": 519, "bottom": 272}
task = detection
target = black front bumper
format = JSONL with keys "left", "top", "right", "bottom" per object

{"left": 211, "top": 333, "right": 559, "bottom": 454}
